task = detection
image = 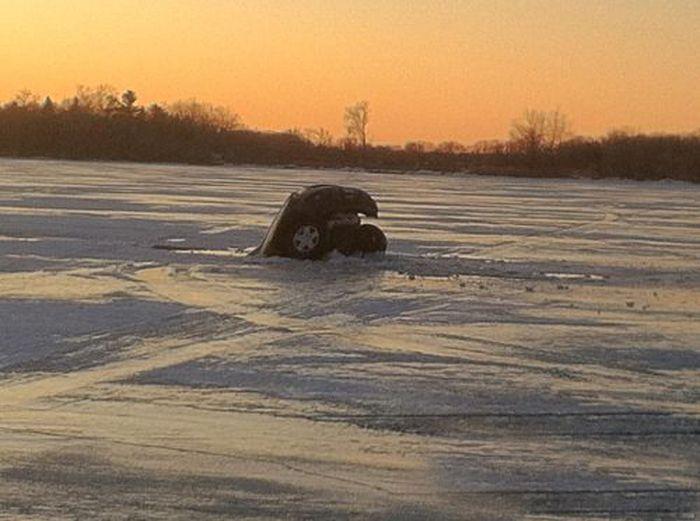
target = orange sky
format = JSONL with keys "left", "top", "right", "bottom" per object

{"left": 1, "top": 0, "right": 699, "bottom": 144}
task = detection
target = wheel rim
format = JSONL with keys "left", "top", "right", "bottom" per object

{"left": 292, "top": 225, "right": 321, "bottom": 254}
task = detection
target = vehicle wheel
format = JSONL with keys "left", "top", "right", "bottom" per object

{"left": 289, "top": 222, "right": 327, "bottom": 259}
{"left": 357, "top": 224, "right": 387, "bottom": 254}
{"left": 333, "top": 224, "right": 387, "bottom": 256}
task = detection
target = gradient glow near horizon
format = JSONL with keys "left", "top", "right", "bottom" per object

{"left": 2, "top": 0, "right": 699, "bottom": 144}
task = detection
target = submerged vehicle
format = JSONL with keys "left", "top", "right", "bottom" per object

{"left": 251, "top": 185, "right": 387, "bottom": 259}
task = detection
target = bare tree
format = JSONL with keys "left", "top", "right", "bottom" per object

{"left": 471, "top": 140, "right": 507, "bottom": 154}
{"left": 304, "top": 127, "right": 334, "bottom": 147}
{"left": 168, "top": 98, "right": 241, "bottom": 131}
{"left": 509, "top": 110, "right": 548, "bottom": 155}
{"left": 13, "top": 89, "right": 40, "bottom": 108}
{"left": 509, "top": 109, "right": 572, "bottom": 155}
{"left": 287, "top": 127, "right": 306, "bottom": 140}
{"left": 404, "top": 141, "right": 434, "bottom": 153}
{"left": 437, "top": 141, "right": 466, "bottom": 154}
{"left": 74, "top": 84, "right": 121, "bottom": 113}
{"left": 606, "top": 126, "right": 641, "bottom": 140}
{"left": 545, "top": 109, "right": 571, "bottom": 149}
{"left": 287, "top": 127, "right": 333, "bottom": 147}
{"left": 344, "top": 101, "right": 369, "bottom": 148}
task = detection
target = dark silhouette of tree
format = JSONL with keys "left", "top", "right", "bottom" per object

{"left": 344, "top": 101, "right": 369, "bottom": 148}
{"left": 437, "top": 141, "right": 466, "bottom": 154}
{"left": 168, "top": 98, "right": 241, "bottom": 131}
{"left": 305, "top": 128, "right": 334, "bottom": 147}
{"left": 509, "top": 109, "right": 572, "bottom": 158}
{"left": 120, "top": 90, "right": 138, "bottom": 113}
{"left": 545, "top": 110, "right": 571, "bottom": 149}
{"left": 509, "top": 110, "right": 547, "bottom": 156}
{"left": 404, "top": 141, "right": 434, "bottom": 153}
{"left": 147, "top": 103, "right": 167, "bottom": 120}
{"left": 74, "top": 84, "right": 120, "bottom": 113}
{"left": 41, "top": 97, "right": 55, "bottom": 113}
{"left": 14, "top": 89, "right": 40, "bottom": 108}
{"left": 0, "top": 86, "right": 697, "bottom": 182}
{"left": 471, "top": 140, "right": 507, "bottom": 154}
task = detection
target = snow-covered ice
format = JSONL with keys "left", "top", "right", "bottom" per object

{"left": 0, "top": 158, "right": 698, "bottom": 519}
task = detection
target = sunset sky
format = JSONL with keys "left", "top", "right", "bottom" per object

{"left": 2, "top": 0, "right": 699, "bottom": 144}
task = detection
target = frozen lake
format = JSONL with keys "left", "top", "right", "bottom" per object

{"left": 0, "top": 158, "right": 698, "bottom": 519}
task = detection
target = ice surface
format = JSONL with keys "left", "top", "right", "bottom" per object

{"left": 0, "top": 158, "right": 698, "bottom": 519}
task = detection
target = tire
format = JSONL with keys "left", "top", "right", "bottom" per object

{"left": 357, "top": 224, "right": 387, "bottom": 254}
{"left": 332, "top": 224, "right": 387, "bottom": 256}
{"left": 288, "top": 221, "right": 327, "bottom": 259}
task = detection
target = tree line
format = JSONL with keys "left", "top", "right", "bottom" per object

{"left": 1, "top": 86, "right": 698, "bottom": 182}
